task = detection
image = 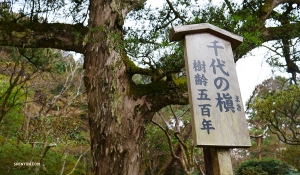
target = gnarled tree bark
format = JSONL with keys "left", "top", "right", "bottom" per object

{"left": 83, "top": 1, "right": 188, "bottom": 174}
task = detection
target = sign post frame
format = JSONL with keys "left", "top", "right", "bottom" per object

{"left": 169, "top": 23, "right": 251, "bottom": 175}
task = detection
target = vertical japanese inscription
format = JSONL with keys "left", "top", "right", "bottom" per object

{"left": 191, "top": 38, "right": 243, "bottom": 135}
{"left": 184, "top": 32, "right": 249, "bottom": 147}
{"left": 170, "top": 24, "right": 250, "bottom": 147}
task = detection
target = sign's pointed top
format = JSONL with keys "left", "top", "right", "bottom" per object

{"left": 169, "top": 23, "right": 243, "bottom": 50}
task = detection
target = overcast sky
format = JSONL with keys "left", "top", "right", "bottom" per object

{"left": 236, "top": 48, "right": 275, "bottom": 104}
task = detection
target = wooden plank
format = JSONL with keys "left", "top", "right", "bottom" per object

{"left": 185, "top": 33, "right": 251, "bottom": 147}
{"left": 168, "top": 23, "right": 250, "bottom": 175}
{"left": 211, "top": 148, "right": 233, "bottom": 175}
{"left": 203, "top": 148, "right": 214, "bottom": 175}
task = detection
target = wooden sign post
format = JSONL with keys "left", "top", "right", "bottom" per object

{"left": 169, "top": 23, "right": 251, "bottom": 175}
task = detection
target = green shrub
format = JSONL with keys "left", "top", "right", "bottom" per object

{"left": 282, "top": 146, "right": 300, "bottom": 172}
{"left": 236, "top": 158, "right": 299, "bottom": 175}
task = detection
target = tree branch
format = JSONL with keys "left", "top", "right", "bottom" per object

{"left": 224, "top": 0, "right": 234, "bottom": 14}
{"left": 263, "top": 22, "right": 300, "bottom": 42}
{"left": 260, "top": 0, "right": 300, "bottom": 23}
{"left": 152, "top": 113, "right": 190, "bottom": 175}
{"left": 0, "top": 21, "right": 88, "bottom": 53}
{"left": 165, "top": 0, "right": 186, "bottom": 24}
{"left": 66, "top": 148, "right": 90, "bottom": 175}
{"left": 131, "top": 80, "right": 189, "bottom": 113}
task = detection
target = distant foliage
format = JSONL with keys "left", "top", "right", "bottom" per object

{"left": 0, "top": 140, "right": 88, "bottom": 175}
{"left": 281, "top": 145, "right": 300, "bottom": 172}
{"left": 247, "top": 77, "right": 300, "bottom": 145}
{"left": 235, "top": 158, "right": 299, "bottom": 175}
{"left": 0, "top": 47, "right": 90, "bottom": 174}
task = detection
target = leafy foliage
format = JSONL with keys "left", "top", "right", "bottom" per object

{"left": 0, "top": 140, "right": 90, "bottom": 175}
{"left": 281, "top": 145, "right": 300, "bottom": 172}
{"left": 247, "top": 77, "right": 300, "bottom": 145}
{"left": 236, "top": 158, "right": 299, "bottom": 175}
{"left": 144, "top": 105, "right": 205, "bottom": 175}
{"left": 0, "top": 0, "right": 88, "bottom": 24}
{"left": 0, "top": 47, "right": 90, "bottom": 174}
{"left": 125, "top": 0, "right": 300, "bottom": 86}
{"left": 142, "top": 123, "right": 170, "bottom": 174}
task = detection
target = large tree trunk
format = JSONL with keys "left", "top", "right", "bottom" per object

{"left": 83, "top": 0, "right": 149, "bottom": 174}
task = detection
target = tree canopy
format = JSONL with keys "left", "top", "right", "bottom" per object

{"left": 247, "top": 76, "right": 300, "bottom": 145}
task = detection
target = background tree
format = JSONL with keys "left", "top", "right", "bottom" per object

{"left": 247, "top": 76, "right": 300, "bottom": 145}
{"left": 149, "top": 105, "right": 204, "bottom": 175}
{"left": 230, "top": 76, "right": 300, "bottom": 173}
{"left": 244, "top": 77, "right": 289, "bottom": 164}
{"left": 0, "top": 0, "right": 300, "bottom": 174}
{"left": 0, "top": 47, "right": 90, "bottom": 175}
{"left": 281, "top": 145, "right": 300, "bottom": 172}
{"left": 0, "top": 47, "right": 36, "bottom": 123}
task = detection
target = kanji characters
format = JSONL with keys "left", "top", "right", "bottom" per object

{"left": 201, "top": 119, "right": 215, "bottom": 134}
{"left": 207, "top": 40, "right": 224, "bottom": 56}
{"left": 235, "top": 96, "right": 242, "bottom": 111}
{"left": 210, "top": 58, "right": 229, "bottom": 76}
{"left": 215, "top": 93, "right": 235, "bottom": 113}
{"left": 195, "top": 73, "right": 208, "bottom": 86}
{"left": 235, "top": 95, "right": 240, "bottom": 102}
{"left": 198, "top": 104, "right": 211, "bottom": 117}
{"left": 197, "top": 89, "right": 211, "bottom": 101}
{"left": 214, "top": 77, "right": 229, "bottom": 91}
{"left": 236, "top": 104, "right": 242, "bottom": 111}
{"left": 192, "top": 40, "right": 243, "bottom": 135}
{"left": 193, "top": 60, "right": 206, "bottom": 72}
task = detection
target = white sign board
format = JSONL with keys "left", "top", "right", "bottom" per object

{"left": 170, "top": 24, "right": 251, "bottom": 147}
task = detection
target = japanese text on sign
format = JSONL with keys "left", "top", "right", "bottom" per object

{"left": 192, "top": 40, "right": 243, "bottom": 134}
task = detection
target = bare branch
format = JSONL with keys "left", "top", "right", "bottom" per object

{"left": 165, "top": 0, "right": 186, "bottom": 24}
{"left": 67, "top": 148, "right": 90, "bottom": 175}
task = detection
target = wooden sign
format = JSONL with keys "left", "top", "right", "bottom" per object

{"left": 170, "top": 23, "right": 251, "bottom": 147}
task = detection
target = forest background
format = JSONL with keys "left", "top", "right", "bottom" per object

{"left": 0, "top": 0, "right": 300, "bottom": 174}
